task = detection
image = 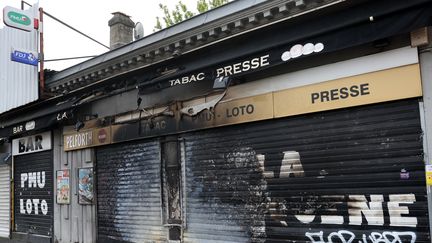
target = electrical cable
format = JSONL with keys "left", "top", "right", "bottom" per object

{"left": 21, "top": 0, "right": 109, "bottom": 49}
{"left": 44, "top": 55, "right": 99, "bottom": 62}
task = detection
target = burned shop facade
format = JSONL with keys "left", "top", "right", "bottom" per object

{"left": 1, "top": 0, "right": 432, "bottom": 242}
{"left": 77, "top": 46, "right": 429, "bottom": 243}
{"left": 58, "top": 1, "right": 432, "bottom": 242}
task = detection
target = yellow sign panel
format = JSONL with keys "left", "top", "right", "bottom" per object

{"left": 214, "top": 93, "right": 274, "bottom": 126}
{"left": 274, "top": 64, "right": 422, "bottom": 118}
{"left": 63, "top": 64, "right": 423, "bottom": 149}
{"left": 426, "top": 165, "right": 432, "bottom": 186}
{"left": 63, "top": 127, "right": 111, "bottom": 151}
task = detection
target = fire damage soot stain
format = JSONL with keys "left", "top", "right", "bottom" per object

{"left": 194, "top": 146, "right": 423, "bottom": 242}
{"left": 197, "top": 146, "right": 268, "bottom": 241}
{"left": 191, "top": 104, "right": 256, "bottom": 122}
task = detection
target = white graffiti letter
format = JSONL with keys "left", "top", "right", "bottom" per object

{"left": 296, "top": 214, "right": 316, "bottom": 224}
{"left": 257, "top": 154, "right": 271, "bottom": 176}
{"left": 19, "top": 199, "right": 25, "bottom": 214}
{"left": 28, "top": 172, "right": 37, "bottom": 188}
{"left": 307, "top": 231, "right": 417, "bottom": 243}
{"left": 348, "top": 195, "right": 384, "bottom": 225}
{"left": 32, "top": 199, "right": 39, "bottom": 215}
{"left": 280, "top": 151, "right": 304, "bottom": 178}
{"left": 20, "top": 173, "right": 27, "bottom": 188}
{"left": 41, "top": 200, "right": 48, "bottom": 215}
{"left": 26, "top": 199, "right": 32, "bottom": 214}
{"left": 321, "top": 195, "right": 345, "bottom": 225}
{"left": 259, "top": 151, "right": 305, "bottom": 178}
{"left": 305, "top": 231, "right": 325, "bottom": 243}
{"left": 328, "top": 230, "right": 355, "bottom": 243}
{"left": 388, "top": 194, "right": 417, "bottom": 227}
{"left": 37, "top": 171, "right": 45, "bottom": 188}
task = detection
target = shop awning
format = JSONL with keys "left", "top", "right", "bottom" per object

{"left": 0, "top": 99, "right": 76, "bottom": 139}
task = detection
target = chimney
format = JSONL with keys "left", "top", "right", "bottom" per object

{"left": 108, "top": 12, "right": 135, "bottom": 50}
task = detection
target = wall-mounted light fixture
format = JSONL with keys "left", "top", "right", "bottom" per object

{"left": 75, "top": 120, "right": 85, "bottom": 131}
{"left": 0, "top": 153, "right": 11, "bottom": 165}
{"left": 213, "top": 76, "right": 231, "bottom": 89}
{"left": 137, "top": 97, "right": 142, "bottom": 109}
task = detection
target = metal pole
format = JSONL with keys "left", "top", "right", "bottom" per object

{"left": 21, "top": 0, "right": 32, "bottom": 9}
{"left": 39, "top": 7, "right": 45, "bottom": 97}
{"left": 418, "top": 29, "right": 432, "bottom": 238}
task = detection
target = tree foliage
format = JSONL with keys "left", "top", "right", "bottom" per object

{"left": 155, "top": 0, "right": 229, "bottom": 31}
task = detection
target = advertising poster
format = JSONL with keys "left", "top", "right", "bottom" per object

{"left": 78, "top": 167, "right": 94, "bottom": 204}
{"left": 56, "top": 170, "right": 70, "bottom": 204}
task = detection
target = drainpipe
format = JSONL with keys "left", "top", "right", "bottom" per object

{"left": 417, "top": 26, "right": 432, "bottom": 238}
{"left": 39, "top": 7, "right": 45, "bottom": 97}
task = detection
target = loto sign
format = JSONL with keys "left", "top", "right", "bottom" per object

{"left": 3, "top": 6, "right": 35, "bottom": 32}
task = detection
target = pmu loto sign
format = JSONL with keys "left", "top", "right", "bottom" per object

{"left": 3, "top": 6, "right": 35, "bottom": 32}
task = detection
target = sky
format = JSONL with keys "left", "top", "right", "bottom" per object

{"left": 0, "top": 0, "right": 198, "bottom": 71}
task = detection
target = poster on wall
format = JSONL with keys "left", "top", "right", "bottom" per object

{"left": 56, "top": 170, "right": 70, "bottom": 204}
{"left": 78, "top": 167, "right": 94, "bottom": 204}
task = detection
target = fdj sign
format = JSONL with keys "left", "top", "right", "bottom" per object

{"left": 3, "top": 6, "right": 35, "bottom": 32}
{"left": 11, "top": 50, "right": 38, "bottom": 66}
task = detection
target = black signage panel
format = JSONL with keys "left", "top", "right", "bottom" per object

{"left": 14, "top": 150, "right": 53, "bottom": 237}
{"left": 112, "top": 116, "right": 177, "bottom": 143}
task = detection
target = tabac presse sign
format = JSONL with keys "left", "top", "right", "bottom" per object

{"left": 3, "top": 6, "right": 34, "bottom": 32}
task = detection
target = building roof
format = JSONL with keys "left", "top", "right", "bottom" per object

{"left": 46, "top": 0, "right": 343, "bottom": 94}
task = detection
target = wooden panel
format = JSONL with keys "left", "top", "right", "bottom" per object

{"left": 53, "top": 129, "right": 97, "bottom": 243}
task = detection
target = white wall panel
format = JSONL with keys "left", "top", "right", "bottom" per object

{"left": 0, "top": 4, "right": 39, "bottom": 114}
{"left": 0, "top": 165, "right": 10, "bottom": 238}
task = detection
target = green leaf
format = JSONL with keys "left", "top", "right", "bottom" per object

{"left": 154, "top": 0, "right": 230, "bottom": 32}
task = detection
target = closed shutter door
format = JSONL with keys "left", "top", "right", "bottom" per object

{"left": 182, "top": 99, "right": 429, "bottom": 243}
{"left": 97, "top": 140, "right": 166, "bottom": 242}
{"left": 14, "top": 150, "right": 53, "bottom": 237}
{"left": 0, "top": 165, "right": 10, "bottom": 238}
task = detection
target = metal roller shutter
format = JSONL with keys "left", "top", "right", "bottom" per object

{"left": 14, "top": 150, "right": 53, "bottom": 237}
{"left": 96, "top": 140, "right": 167, "bottom": 242}
{"left": 182, "top": 99, "right": 429, "bottom": 243}
{"left": 0, "top": 165, "right": 10, "bottom": 238}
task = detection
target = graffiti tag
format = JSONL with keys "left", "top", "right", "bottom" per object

{"left": 305, "top": 230, "right": 416, "bottom": 243}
